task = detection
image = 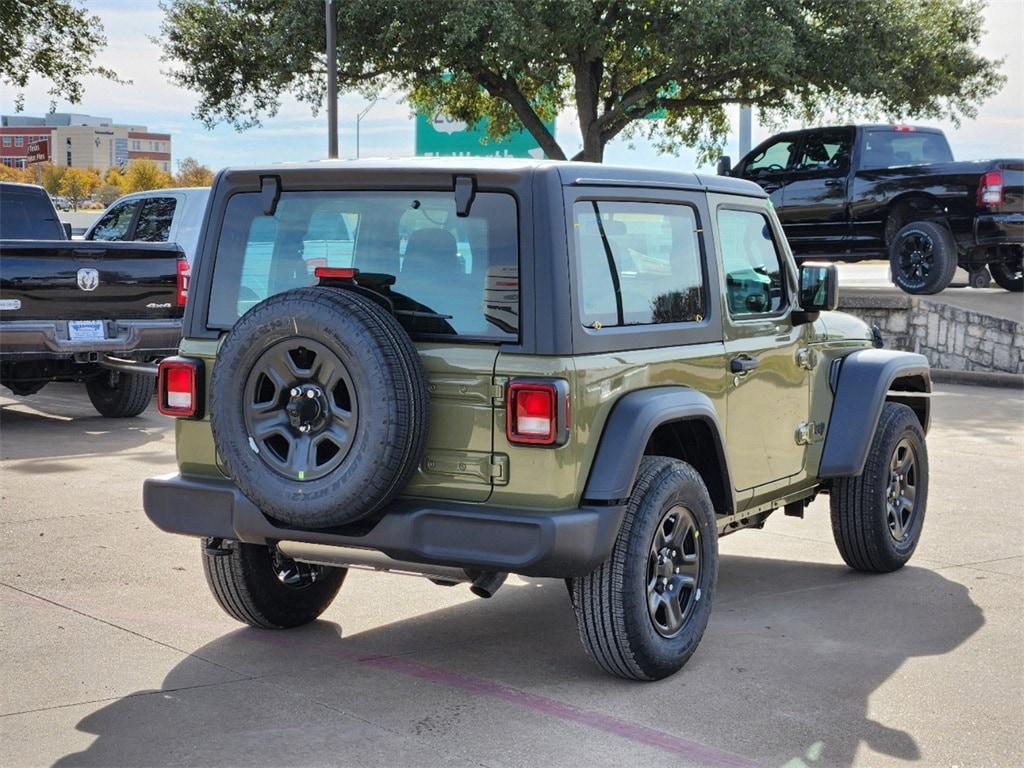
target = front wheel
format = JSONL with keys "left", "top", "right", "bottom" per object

{"left": 202, "top": 541, "right": 346, "bottom": 629}
{"left": 569, "top": 457, "right": 718, "bottom": 681}
{"left": 889, "top": 221, "right": 957, "bottom": 295}
{"left": 86, "top": 371, "right": 153, "bottom": 418}
{"left": 830, "top": 403, "right": 929, "bottom": 573}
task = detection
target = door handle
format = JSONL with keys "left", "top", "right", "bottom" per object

{"left": 762, "top": 183, "right": 782, "bottom": 193}
{"left": 730, "top": 356, "right": 760, "bottom": 374}
{"left": 824, "top": 179, "right": 844, "bottom": 187}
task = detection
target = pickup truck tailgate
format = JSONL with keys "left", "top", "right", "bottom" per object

{"left": 0, "top": 241, "right": 184, "bottom": 321}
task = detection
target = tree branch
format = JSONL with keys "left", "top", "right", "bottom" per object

{"left": 476, "top": 69, "right": 566, "bottom": 160}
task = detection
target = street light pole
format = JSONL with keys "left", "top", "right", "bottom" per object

{"left": 325, "top": 0, "right": 338, "bottom": 159}
{"left": 355, "top": 99, "right": 378, "bottom": 159}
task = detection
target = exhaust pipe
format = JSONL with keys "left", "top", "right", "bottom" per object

{"left": 469, "top": 570, "right": 507, "bottom": 599}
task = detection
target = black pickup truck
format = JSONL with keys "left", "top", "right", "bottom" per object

{"left": 0, "top": 182, "right": 185, "bottom": 417}
{"left": 721, "top": 125, "right": 1024, "bottom": 294}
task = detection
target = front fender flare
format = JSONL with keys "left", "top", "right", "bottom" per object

{"left": 819, "top": 349, "right": 930, "bottom": 478}
{"left": 583, "top": 386, "right": 734, "bottom": 511}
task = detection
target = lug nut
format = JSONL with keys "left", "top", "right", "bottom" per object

{"left": 306, "top": 389, "right": 316, "bottom": 399}
{"left": 290, "top": 388, "right": 300, "bottom": 397}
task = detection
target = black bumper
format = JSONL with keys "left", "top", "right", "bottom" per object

{"left": 143, "top": 473, "right": 624, "bottom": 577}
{"left": 974, "top": 212, "right": 1024, "bottom": 247}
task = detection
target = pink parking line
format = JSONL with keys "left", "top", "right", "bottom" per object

{"left": 360, "top": 654, "right": 760, "bottom": 768}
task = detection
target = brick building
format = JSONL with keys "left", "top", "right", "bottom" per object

{"left": 1, "top": 113, "right": 171, "bottom": 174}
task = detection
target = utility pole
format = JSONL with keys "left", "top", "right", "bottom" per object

{"left": 739, "top": 105, "right": 752, "bottom": 158}
{"left": 325, "top": 0, "right": 338, "bottom": 159}
{"left": 355, "top": 99, "right": 378, "bottom": 159}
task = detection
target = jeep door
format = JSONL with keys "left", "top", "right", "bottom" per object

{"left": 710, "top": 195, "right": 811, "bottom": 492}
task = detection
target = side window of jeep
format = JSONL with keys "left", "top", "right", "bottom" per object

{"left": 717, "top": 208, "right": 786, "bottom": 317}
{"left": 574, "top": 200, "right": 705, "bottom": 328}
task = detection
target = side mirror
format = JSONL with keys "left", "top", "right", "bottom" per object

{"left": 716, "top": 155, "right": 732, "bottom": 176}
{"left": 798, "top": 262, "right": 839, "bottom": 314}
{"left": 62, "top": 222, "right": 73, "bottom": 239}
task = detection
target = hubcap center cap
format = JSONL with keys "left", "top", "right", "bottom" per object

{"left": 286, "top": 384, "right": 330, "bottom": 433}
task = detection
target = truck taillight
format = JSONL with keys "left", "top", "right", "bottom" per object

{"left": 176, "top": 258, "right": 190, "bottom": 307}
{"left": 157, "top": 357, "right": 203, "bottom": 418}
{"left": 506, "top": 379, "right": 569, "bottom": 446}
{"left": 977, "top": 170, "right": 1004, "bottom": 208}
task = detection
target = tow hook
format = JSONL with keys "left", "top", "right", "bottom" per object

{"left": 203, "top": 537, "right": 234, "bottom": 557}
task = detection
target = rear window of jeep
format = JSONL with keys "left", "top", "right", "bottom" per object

{"left": 208, "top": 190, "right": 519, "bottom": 341}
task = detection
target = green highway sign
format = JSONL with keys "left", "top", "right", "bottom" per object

{"left": 415, "top": 111, "right": 554, "bottom": 158}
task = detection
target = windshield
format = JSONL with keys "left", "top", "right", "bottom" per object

{"left": 208, "top": 190, "right": 519, "bottom": 341}
{"left": 861, "top": 130, "right": 953, "bottom": 168}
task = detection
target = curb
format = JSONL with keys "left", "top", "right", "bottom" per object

{"left": 931, "top": 368, "right": 1024, "bottom": 389}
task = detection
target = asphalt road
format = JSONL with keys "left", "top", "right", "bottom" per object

{"left": 1, "top": 383, "right": 1021, "bottom": 767}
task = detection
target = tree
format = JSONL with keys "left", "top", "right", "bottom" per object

{"left": 0, "top": 164, "right": 34, "bottom": 184}
{"left": 58, "top": 167, "right": 100, "bottom": 210}
{"left": 159, "top": 0, "right": 1004, "bottom": 163}
{"left": 175, "top": 157, "right": 214, "bottom": 187}
{"left": 1, "top": 0, "right": 121, "bottom": 111}
{"left": 121, "top": 159, "right": 174, "bottom": 194}
{"left": 38, "top": 162, "right": 66, "bottom": 195}
{"left": 95, "top": 184, "right": 123, "bottom": 206}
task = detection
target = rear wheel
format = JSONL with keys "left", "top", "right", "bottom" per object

{"left": 889, "top": 221, "right": 957, "bottom": 295}
{"left": 570, "top": 457, "right": 718, "bottom": 681}
{"left": 990, "top": 257, "right": 1023, "bottom": 292}
{"left": 86, "top": 370, "right": 153, "bottom": 418}
{"left": 202, "top": 540, "right": 346, "bottom": 629}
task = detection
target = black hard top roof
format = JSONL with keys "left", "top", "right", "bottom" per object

{"left": 220, "top": 156, "right": 767, "bottom": 199}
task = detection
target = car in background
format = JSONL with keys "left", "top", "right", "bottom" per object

{"left": 720, "top": 125, "right": 1024, "bottom": 294}
{"left": 85, "top": 187, "right": 211, "bottom": 263}
{"left": 50, "top": 195, "right": 73, "bottom": 212}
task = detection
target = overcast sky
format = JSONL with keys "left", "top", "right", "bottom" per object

{"left": 6, "top": 0, "right": 1023, "bottom": 171}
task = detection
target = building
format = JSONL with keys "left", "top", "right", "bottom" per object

{"left": 0, "top": 113, "right": 171, "bottom": 174}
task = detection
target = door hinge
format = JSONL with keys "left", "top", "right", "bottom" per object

{"left": 795, "top": 420, "right": 826, "bottom": 445}
{"left": 490, "top": 377, "right": 507, "bottom": 405}
{"left": 489, "top": 454, "right": 509, "bottom": 484}
{"left": 796, "top": 348, "right": 818, "bottom": 371}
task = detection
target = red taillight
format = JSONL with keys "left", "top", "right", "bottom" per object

{"left": 506, "top": 380, "right": 568, "bottom": 446}
{"left": 893, "top": 125, "right": 917, "bottom": 132}
{"left": 157, "top": 357, "right": 202, "bottom": 418}
{"left": 977, "top": 170, "right": 1003, "bottom": 208}
{"left": 314, "top": 267, "right": 359, "bottom": 280}
{"left": 176, "top": 258, "right": 190, "bottom": 307}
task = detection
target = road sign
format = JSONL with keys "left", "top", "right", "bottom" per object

{"left": 415, "top": 111, "right": 553, "bottom": 159}
{"left": 26, "top": 139, "right": 49, "bottom": 164}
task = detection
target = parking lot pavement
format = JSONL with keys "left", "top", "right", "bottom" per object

{"left": 1, "top": 383, "right": 1021, "bottom": 768}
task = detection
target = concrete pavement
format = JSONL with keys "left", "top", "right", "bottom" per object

{"left": 1, "top": 383, "right": 1021, "bottom": 767}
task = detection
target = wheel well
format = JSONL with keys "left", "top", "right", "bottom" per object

{"left": 644, "top": 419, "right": 733, "bottom": 513}
{"left": 887, "top": 374, "right": 930, "bottom": 431}
{"left": 884, "top": 196, "right": 947, "bottom": 246}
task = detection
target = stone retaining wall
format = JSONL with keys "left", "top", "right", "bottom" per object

{"left": 839, "top": 291, "right": 1023, "bottom": 374}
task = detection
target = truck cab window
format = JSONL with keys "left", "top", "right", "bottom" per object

{"left": 793, "top": 131, "right": 853, "bottom": 172}
{"left": 744, "top": 138, "right": 798, "bottom": 175}
{"left": 134, "top": 197, "right": 177, "bottom": 242}
{"left": 91, "top": 200, "right": 140, "bottom": 241}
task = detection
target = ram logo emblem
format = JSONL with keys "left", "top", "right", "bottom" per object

{"left": 76, "top": 268, "right": 99, "bottom": 292}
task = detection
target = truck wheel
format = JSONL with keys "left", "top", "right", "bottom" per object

{"left": 202, "top": 540, "right": 346, "bottom": 629}
{"left": 569, "top": 457, "right": 718, "bottom": 681}
{"left": 210, "top": 287, "right": 429, "bottom": 528}
{"left": 86, "top": 371, "right": 153, "bottom": 418}
{"left": 830, "top": 403, "right": 928, "bottom": 573}
{"left": 990, "top": 259, "right": 1023, "bottom": 292}
{"left": 889, "top": 221, "right": 957, "bottom": 295}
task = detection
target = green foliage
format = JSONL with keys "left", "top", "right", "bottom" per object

{"left": 1, "top": 0, "right": 122, "bottom": 111}
{"left": 160, "top": 0, "right": 1004, "bottom": 163}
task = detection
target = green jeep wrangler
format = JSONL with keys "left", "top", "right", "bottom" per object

{"left": 145, "top": 159, "right": 931, "bottom": 681}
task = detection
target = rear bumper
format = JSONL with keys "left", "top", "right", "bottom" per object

{"left": 0, "top": 318, "right": 181, "bottom": 360}
{"left": 143, "top": 473, "right": 624, "bottom": 578}
{"left": 974, "top": 212, "right": 1024, "bottom": 247}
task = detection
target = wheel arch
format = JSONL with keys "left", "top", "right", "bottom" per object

{"left": 582, "top": 387, "right": 735, "bottom": 514}
{"left": 819, "top": 350, "right": 931, "bottom": 479}
{"left": 884, "top": 193, "right": 949, "bottom": 246}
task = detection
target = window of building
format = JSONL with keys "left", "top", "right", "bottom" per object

{"left": 2, "top": 137, "right": 10, "bottom": 147}
{"left": 134, "top": 197, "right": 177, "bottom": 242}
{"left": 717, "top": 208, "right": 786, "bottom": 317}
{"left": 14, "top": 136, "right": 23, "bottom": 147}
{"left": 573, "top": 200, "right": 705, "bottom": 328}
{"left": 132, "top": 140, "right": 141, "bottom": 150}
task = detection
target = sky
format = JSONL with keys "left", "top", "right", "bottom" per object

{"left": 5, "top": 0, "right": 1023, "bottom": 172}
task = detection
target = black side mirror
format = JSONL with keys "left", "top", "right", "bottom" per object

{"left": 797, "top": 262, "right": 839, "bottom": 316}
{"left": 716, "top": 155, "right": 732, "bottom": 176}
{"left": 62, "top": 222, "right": 73, "bottom": 239}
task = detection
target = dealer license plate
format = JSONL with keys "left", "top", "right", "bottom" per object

{"left": 68, "top": 320, "right": 106, "bottom": 341}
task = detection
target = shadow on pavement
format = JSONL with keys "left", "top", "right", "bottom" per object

{"left": 54, "top": 555, "right": 983, "bottom": 767}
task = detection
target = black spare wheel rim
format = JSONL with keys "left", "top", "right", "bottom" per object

{"left": 886, "top": 438, "right": 919, "bottom": 542}
{"left": 895, "top": 231, "right": 934, "bottom": 289}
{"left": 646, "top": 505, "right": 702, "bottom": 638}
{"left": 210, "top": 287, "right": 430, "bottom": 529}
{"left": 243, "top": 338, "right": 358, "bottom": 482}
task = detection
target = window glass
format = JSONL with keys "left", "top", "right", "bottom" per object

{"left": 2, "top": 137, "right": 10, "bottom": 147}
{"left": 133, "top": 197, "right": 177, "bottom": 241}
{"left": 0, "top": 186, "right": 64, "bottom": 239}
{"left": 573, "top": 200, "right": 704, "bottom": 328}
{"left": 209, "top": 190, "right": 519, "bottom": 340}
{"left": 861, "top": 130, "right": 954, "bottom": 168}
{"left": 90, "top": 200, "right": 140, "bottom": 241}
{"left": 793, "top": 130, "right": 853, "bottom": 172}
{"left": 744, "top": 139, "right": 797, "bottom": 175}
{"left": 718, "top": 209, "right": 786, "bottom": 316}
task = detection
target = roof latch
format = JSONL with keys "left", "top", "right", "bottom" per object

{"left": 454, "top": 175, "right": 476, "bottom": 217}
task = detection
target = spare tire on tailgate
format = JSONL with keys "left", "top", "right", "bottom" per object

{"left": 210, "top": 286, "right": 429, "bottom": 528}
